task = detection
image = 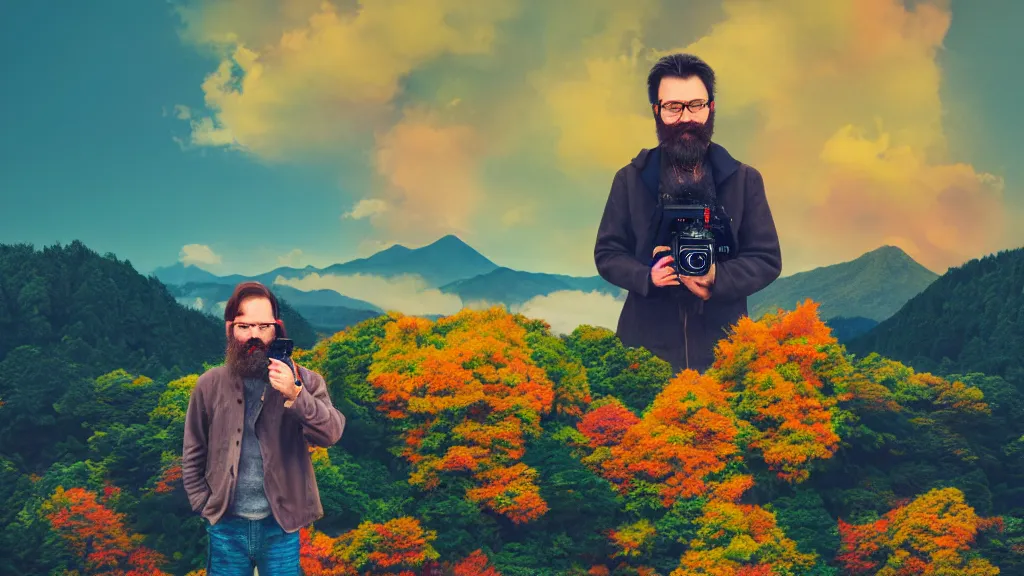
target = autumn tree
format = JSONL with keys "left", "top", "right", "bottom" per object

{"left": 41, "top": 485, "right": 170, "bottom": 576}
{"left": 836, "top": 486, "right": 1002, "bottom": 575}
{"left": 367, "top": 307, "right": 555, "bottom": 524}
{"left": 671, "top": 500, "right": 817, "bottom": 575}
{"left": 710, "top": 300, "right": 851, "bottom": 483}
{"left": 300, "top": 517, "right": 440, "bottom": 575}
{"left": 580, "top": 369, "right": 746, "bottom": 508}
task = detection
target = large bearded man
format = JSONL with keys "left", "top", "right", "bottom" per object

{"left": 593, "top": 53, "right": 783, "bottom": 375}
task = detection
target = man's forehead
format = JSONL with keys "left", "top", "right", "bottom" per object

{"left": 659, "top": 76, "right": 709, "bottom": 100}
{"left": 235, "top": 297, "right": 274, "bottom": 320}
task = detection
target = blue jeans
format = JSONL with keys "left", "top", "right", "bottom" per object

{"left": 205, "top": 515, "right": 300, "bottom": 576}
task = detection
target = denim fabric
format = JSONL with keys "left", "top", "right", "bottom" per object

{"left": 206, "top": 515, "right": 300, "bottom": 576}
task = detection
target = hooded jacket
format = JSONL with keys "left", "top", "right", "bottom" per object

{"left": 594, "top": 142, "right": 782, "bottom": 374}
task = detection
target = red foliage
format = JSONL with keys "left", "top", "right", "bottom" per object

{"left": 154, "top": 463, "right": 182, "bottom": 494}
{"left": 577, "top": 399, "right": 639, "bottom": 447}
{"left": 42, "top": 486, "right": 170, "bottom": 576}
{"left": 451, "top": 549, "right": 501, "bottom": 575}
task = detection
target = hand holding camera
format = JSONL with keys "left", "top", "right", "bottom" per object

{"left": 651, "top": 249, "right": 682, "bottom": 287}
{"left": 652, "top": 245, "right": 715, "bottom": 298}
{"left": 267, "top": 338, "right": 302, "bottom": 402}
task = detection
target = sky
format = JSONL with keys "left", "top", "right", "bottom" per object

{"left": 2, "top": 0, "right": 1022, "bottom": 279}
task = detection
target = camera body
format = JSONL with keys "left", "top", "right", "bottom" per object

{"left": 267, "top": 338, "right": 301, "bottom": 387}
{"left": 654, "top": 204, "right": 735, "bottom": 277}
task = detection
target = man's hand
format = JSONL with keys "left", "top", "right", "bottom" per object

{"left": 679, "top": 263, "right": 716, "bottom": 300}
{"left": 268, "top": 358, "right": 301, "bottom": 402}
{"left": 651, "top": 253, "right": 681, "bottom": 287}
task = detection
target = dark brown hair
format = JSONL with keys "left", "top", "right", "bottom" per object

{"left": 647, "top": 53, "right": 716, "bottom": 105}
{"left": 223, "top": 281, "right": 287, "bottom": 337}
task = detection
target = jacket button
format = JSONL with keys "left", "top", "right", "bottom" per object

{"left": 237, "top": 428, "right": 241, "bottom": 433}
{"left": 237, "top": 399, "right": 242, "bottom": 404}
{"left": 236, "top": 440, "right": 240, "bottom": 446}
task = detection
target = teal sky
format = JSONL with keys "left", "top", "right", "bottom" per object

{"left": 1, "top": 0, "right": 1021, "bottom": 278}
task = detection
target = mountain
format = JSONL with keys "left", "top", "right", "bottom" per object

{"left": 823, "top": 316, "right": 879, "bottom": 342}
{"left": 440, "top": 267, "right": 625, "bottom": 306}
{"left": 320, "top": 234, "right": 498, "bottom": 287}
{"left": 846, "top": 246, "right": 1024, "bottom": 381}
{"left": 0, "top": 240, "right": 228, "bottom": 467}
{"left": 152, "top": 235, "right": 498, "bottom": 291}
{"left": 166, "top": 282, "right": 381, "bottom": 313}
{"left": 748, "top": 245, "right": 939, "bottom": 322}
{"left": 166, "top": 282, "right": 382, "bottom": 340}
{"left": 149, "top": 262, "right": 243, "bottom": 285}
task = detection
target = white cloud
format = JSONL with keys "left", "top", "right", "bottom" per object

{"left": 277, "top": 248, "right": 305, "bottom": 267}
{"left": 179, "top": 244, "right": 222, "bottom": 268}
{"left": 279, "top": 272, "right": 625, "bottom": 334}
{"left": 275, "top": 272, "right": 463, "bottom": 316}
{"left": 513, "top": 289, "right": 624, "bottom": 335}
{"left": 343, "top": 198, "right": 389, "bottom": 220}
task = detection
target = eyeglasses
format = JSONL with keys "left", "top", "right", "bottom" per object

{"left": 232, "top": 322, "right": 276, "bottom": 334}
{"left": 658, "top": 99, "right": 711, "bottom": 120}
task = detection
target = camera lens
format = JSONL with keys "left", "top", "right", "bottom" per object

{"left": 686, "top": 251, "right": 708, "bottom": 271}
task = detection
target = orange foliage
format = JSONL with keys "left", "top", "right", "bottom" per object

{"left": 588, "top": 369, "right": 744, "bottom": 507}
{"left": 368, "top": 308, "right": 555, "bottom": 523}
{"left": 711, "top": 300, "right": 845, "bottom": 483}
{"left": 836, "top": 487, "right": 1002, "bottom": 575}
{"left": 300, "top": 517, "right": 440, "bottom": 575}
{"left": 42, "top": 485, "right": 170, "bottom": 576}
{"left": 906, "top": 372, "right": 991, "bottom": 415}
{"left": 300, "top": 526, "right": 353, "bottom": 576}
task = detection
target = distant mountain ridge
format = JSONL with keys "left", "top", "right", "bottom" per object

{"left": 152, "top": 234, "right": 499, "bottom": 289}
{"left": 153, "top": 238, "right": 937, "bottom": 340}
{"left": 749, "top": 245, "right": 938, "bottom": 322}
{"left": 846, "top": 245, "right": 1024, "bottom": 380}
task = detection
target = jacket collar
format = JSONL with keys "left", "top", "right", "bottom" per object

{"left": 635, "top": 142, "right": 741, "bottom": 197}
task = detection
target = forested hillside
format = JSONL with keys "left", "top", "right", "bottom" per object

{"left": 847, "top": 247, "right": 1024, "bottom": 386}
{"left": 2, "top": 295, "right": 1022, "bottom": 573}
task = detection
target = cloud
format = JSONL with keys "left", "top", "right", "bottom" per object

{"left": 275, "top": 272, "right": 464, "bottom": 316}
{"left": 275, "top": 270, "right": 622, "bottom": 334}
{"left": 175, "top": 0, "right": 1019, "bottom": 275}
{"left": 276, "top": 248, "right": 305, "bottom": 267}
{"left": 179, "top": 244, "right": 222, "bottom": 268}
{"left": 514, "top": 290, "right": 624, "bottom": 335}
{"left": 664, "top": 0, "right": 1009, "bottom": 273}
{"left": 343, "top": 198, "right": 388, "bottom": 220}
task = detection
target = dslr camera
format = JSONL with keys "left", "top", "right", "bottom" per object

{"left": 653, "top": 204, "right": 735, "bottom": 277}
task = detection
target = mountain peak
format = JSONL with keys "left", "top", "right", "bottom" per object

{"left": 427, "top": 234, "right": 471, "bottom": 249}
{"left": 748, "top": 244, "right": 939, "bottom": 323}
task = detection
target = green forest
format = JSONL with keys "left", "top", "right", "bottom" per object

{"left": 1, "top": 240, "right": 1023, "bottom": 575}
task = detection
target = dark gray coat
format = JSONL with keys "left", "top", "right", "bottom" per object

{"left": 594, "top": 142, "right": 782, "bottom": 374}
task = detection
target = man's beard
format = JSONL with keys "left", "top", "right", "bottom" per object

{"left": 226, "top": 336, "right": 270, "bottom": 379}
{"left": 656, "top": 110, "right": 715, "bottom": 172}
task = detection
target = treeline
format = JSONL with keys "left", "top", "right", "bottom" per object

{"left": 1, "top": 301, "right": 1022, "bottom": 574}
{"left": 2, "top": 241, "right": 1024, "bottom": 574}
{"left": 848, "top": 246, "right": 1024, "bottom": 386}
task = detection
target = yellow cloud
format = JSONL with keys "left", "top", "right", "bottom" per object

{"left": 176, "top": 0, "right": 1016, "bottom": 275}
{"left": 177, "top": 0, "right": 518, "bottom": 159}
